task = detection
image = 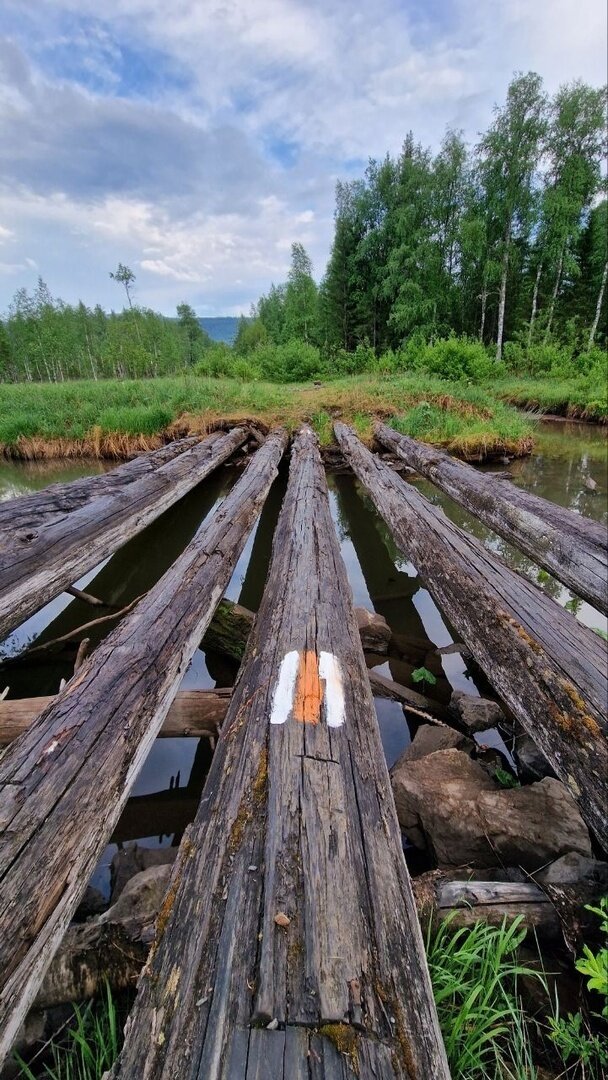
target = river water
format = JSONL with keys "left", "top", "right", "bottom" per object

{"left": 0, "top": 420, "right": 606, "bottom": 895}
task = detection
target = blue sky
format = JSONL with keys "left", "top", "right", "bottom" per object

{"left": 0, "top": 0, "right": 606, "bottom": 316}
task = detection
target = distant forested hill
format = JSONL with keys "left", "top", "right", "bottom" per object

{"left": 199, "top": 316, "right": 240, "bottom": 343}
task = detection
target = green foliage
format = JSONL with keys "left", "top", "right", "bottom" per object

{"left": 415, "top": 337, "right": 496, "bottom": 382}
{"left": 234, "top": 316, "right": 268, "bottom": 355}
{"left": 0, "top": 374, "right": 536, "bottom": 457}
{"left": 546, "top": 898, "right": 608, "bottom": 1078}
{"left": 427, "top": 915, "right": 542, "bottom": 1078}
{"left": 97, "top": 404, "right": 173, "bottom": 436}
{"left": 411, "top": 666, "right": 437, "bottom": 688}
{"left": 15, "top": 982, "right": 119, "bottom": 1079}
{"left": 255, "top": 339, "right": 323, "bottom": 382}
{"left": 548, "top": 1010, "right": 608, "bottom": 1078}
{"left": 576, "top": 898, "right": 608, "bottom": 1017}
{"left": 494, "top": 767, "right": 520, "bottom": 789}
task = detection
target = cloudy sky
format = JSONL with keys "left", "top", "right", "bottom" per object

{"left": 0, "top": 0, "right": 606, "bottom": 316}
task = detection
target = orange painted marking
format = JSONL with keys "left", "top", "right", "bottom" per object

{"left": 293, "top": 651, "right": 323, "bottom": 724}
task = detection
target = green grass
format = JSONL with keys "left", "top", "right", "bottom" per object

{"left": 427, "top": 915, "right": 542, "bottom": 1079}
{"left": 496, "top": 375, "right": 608, "bottom": 422}
{"left": 14, "top": 917, "right": 607, "bottom": 1078}
{"left": 0, "top": 373, "right": 536, "bottom": 460}
{"left": 15, "top": 983, "right": 119, "bottom": 1080}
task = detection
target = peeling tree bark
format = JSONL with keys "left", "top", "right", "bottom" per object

{"left": 0, "top": 428, "right": 249, "bottom": 643}
{"left": 0, "top": 429, "right": 288, "bottom": 1066}
{"left": 111, "top": 427, "right": 450, "bottom": 1080}
{"left": 335, "top": 423, "right": 608, "bottom": 850}
{"left": 375, "top": 423, "right": 608, "bottom": 614}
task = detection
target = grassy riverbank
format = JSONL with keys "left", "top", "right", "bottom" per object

{"left": 0, "top": 374, "right": 535, "bottom": 461}
{"left": 496, "top": 375, "right": 608, "bottom": 422}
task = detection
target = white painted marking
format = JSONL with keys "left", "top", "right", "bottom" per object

{"left": 319, "top": 652, "right": 345, "bottom": 728}
{"left": 270, "top": 650, "right": 299, "bottom": 725}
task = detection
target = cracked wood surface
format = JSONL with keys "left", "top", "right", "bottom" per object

{"left": 0, "top": 429, "right": 248, "bottom": 643}
{"left": 375, "top": 423, "right": 608, "bottom": 615}
{"left": 335, "top": 423, "right": 608, "bottom": 850}
{"left": 111, "top": 427, "right": 450, "bottom": 1080}
{"left": 0, "top": 429, "right": 287, "bottom": 1065}
{"left": 0, "top": 436, "right": 204, "bottom": 548}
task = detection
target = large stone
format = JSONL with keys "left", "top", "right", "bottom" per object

{"left": 354, "top": 607, "right": 391, "bottom": 654}
{"left": 402, "top": 724, "right": 474, "bottom": 763}
{"left": 110, "top": 841, "right": 177, "bottom": 902}
{"left": 448, "top": 690, "right": 505, "bottom": 734}
{"left": 391, "top": 748, "right": 496, "bottom": 861}
{"left": 390, "top": 749, "right": 592, "bottom": 870}
{"left": 101, "top": 864, "right": 172, "bottom": 936}
{"left": 535, "top": 851, "right": 608, "bottom": 887}
{"left": 512, "top": 728, "right": 554, "bottom": 781}
{"left": 476, "top": 779, "right": 592, "bottom": 869}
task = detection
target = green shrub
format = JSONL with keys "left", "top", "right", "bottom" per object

{"left": 255, "top": 339, "right": 322, "bottom": 382}
{"left": 193, "top": 342, "right": 235, "bottom": 378}
{"left": 417, "top": 336, "right": 496, "bottom": 382}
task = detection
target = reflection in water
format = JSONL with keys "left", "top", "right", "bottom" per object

{"left": 0, "top": 459, "right": 111, "bottom": 503}
{"left": 0, "top": 418, "right": 606, "bottom": 893}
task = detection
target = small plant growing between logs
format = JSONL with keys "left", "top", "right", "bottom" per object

{"left": 411, "top": 666, "right": 437, "bottom": 693}
{"left": 15, "top": 981, "right": 120, "bottom": 1080}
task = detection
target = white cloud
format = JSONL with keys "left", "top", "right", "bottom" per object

{"left": 0, "top": 0, "right": 605, "bottom": 313}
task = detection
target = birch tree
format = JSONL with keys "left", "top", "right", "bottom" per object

{"left": 477, "top": 73, "right": 547, "bottom": 360}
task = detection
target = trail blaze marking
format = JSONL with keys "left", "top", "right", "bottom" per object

{"left": 319, "top": 651, "right": 345, "bottom": 728}
{"left": 270, "top": 650, "right": 345, "bottom": 728}
{"left": 270, "top": 651, "right": 299, "bottom": 725}
{"left": 293, "top": 650, "right": 323, "bottom": 725}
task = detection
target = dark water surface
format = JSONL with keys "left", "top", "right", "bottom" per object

{"left": 0, "top": 420, "right": 606, "bottom": 896}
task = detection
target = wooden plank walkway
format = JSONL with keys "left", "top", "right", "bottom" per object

{"left": 375, "top": 423, "right": 608, "bottom": 614}
{"left": 335, "top": 423, "right": 608, "bottom": 848}
{"left": 0, "top": 430, "right": 287, "bottom": 1063}
{"left": 111, "top": 428, "right": 450, "bottom": 1080}
{"left": 0, "top": 428, "right": 247, "bottom": 642}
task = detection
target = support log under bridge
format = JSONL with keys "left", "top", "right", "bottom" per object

{"left": 0, "top": 423, "right": 605, "bottom": 1076}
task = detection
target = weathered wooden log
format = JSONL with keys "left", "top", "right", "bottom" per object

{"left": 375, "top": 423, "right": 608, "bottom": 615}
{"left": 0, "top": 428, "right": 288, "bottom": 1065}
{"left": 0, "top": 435, "right": 205, "bottom": 546}
{"left": 0, "top": 428, "right": 248, "bottom": 643}
{"left": 0, "top": 673, "right": 445, "bottom": 750}
{"left": 112, "top": 428, "right": 450, "bottom": 1080}
{"left": 26, "top": 874, "right": 572, "bottom": 1015}
{"left": 335, "top": 423, "right": 608, "bottom": 850}
{"left": 413, "top": 877, "right": 561, "bottom": 937}
{"left": 0, "top": 688, "right": 231, "bottom": 746}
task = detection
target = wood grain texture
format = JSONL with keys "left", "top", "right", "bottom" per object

{"left": 0, "top": 688, "right": 231, "bottom": 745}
{"left": 375, "top": 423, "right": 608, "bottom": 615}
{"left": 0, "top": 429, "right": 287, "bottom": 1065}
{"left": 335, "top": 423, "right": 608, "bottom": 850}
{"left": 0, "top": 428, "right": 248, "bottom": 642}
{"left": 0, "top": 436, "right": 204, "bottom": 546}
{"left": 111, "top": 427, "right": 450, "bottom": 1080}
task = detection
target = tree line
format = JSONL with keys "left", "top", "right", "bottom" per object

{"left": 0, "top": 72, "right": 605, "bottom": 385}
{"left": 250, "top": 73, "right": 607, "bottom": 363}
{"left": 0, "top": 269, "right": 210, "bottom": 382}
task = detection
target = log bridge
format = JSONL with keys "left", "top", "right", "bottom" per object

{"left": 0, "top": 422, "right": 605, "bottom": 1076}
